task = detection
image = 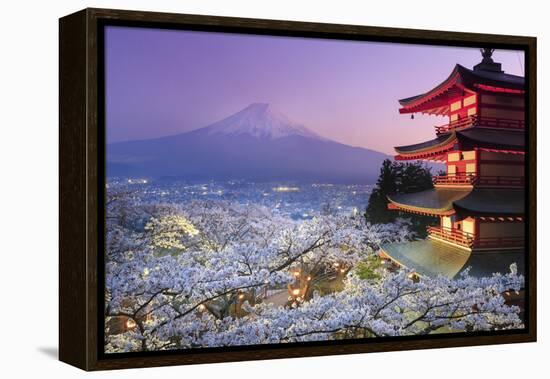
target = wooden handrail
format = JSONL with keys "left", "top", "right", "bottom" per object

{"left": 433, "top": 174, "right": 524, "bottom": 187}
{"left": 476, "top": 116, "right": 525, "bottom": 130}
{"left": 433, "top": 173, "right": 476, "bottom": 185}
{"left": 435, "top": 115, "right": 476, "bottom": 134}
{"left": 435, "top": 115, "right": 525, "bottom": 134}
{"left": 427, "top": 226, "right": 524, "bottom": 249}
{"left": 427, "top": 226, "right": 474, "bottom": 248}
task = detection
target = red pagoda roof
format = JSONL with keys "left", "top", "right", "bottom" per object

{"left": 394, "top": 128, "right": 525, "bottom": 160}
{"left": 395, "top": 133, "right": 457, "bottom": 160}
{"left": 398, "top": 64, "right": 525, "bottom": 115}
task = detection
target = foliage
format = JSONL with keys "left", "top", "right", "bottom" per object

{"left": 104, "top": 191, "right": 523, "bottom": 353}
{"left": 365, "top": 159, "right": 437, "bottom": 237}
{"left": 354, "top": 255, "right": 384, "bottom": 281}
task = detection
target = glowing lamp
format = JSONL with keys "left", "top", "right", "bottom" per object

{"left": 126, "top": 318, "right": 136, "bottom": 329}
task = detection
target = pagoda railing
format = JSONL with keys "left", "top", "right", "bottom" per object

{"left": 427, "top": 226, "right": 474, "bottom": 248}
{"left": 427, "top": 226, "right": 524, "bottom": 249}
{"left": 432, "top": 173, "right": 476, "bottom": 186}
{"left": 471, "top": 236, "right": 524, "bottom": 249}
{"left": 435, "top": 115, "right": 477, "bottom": 134}
{"left": 433, "top": 174, "right": 524, "bottom": 187}
{"left": 435, "top": 115, "right": 525, "bottom": 135}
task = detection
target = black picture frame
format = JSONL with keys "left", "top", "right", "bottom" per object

{"left": 59, "top": 8, "right": 537, "bottom": 371}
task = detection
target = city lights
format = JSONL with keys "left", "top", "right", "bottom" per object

{"left": 272, "top": 186, "right": 300, "bottom": 192}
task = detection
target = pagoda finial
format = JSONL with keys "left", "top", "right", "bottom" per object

{"left": 480, "top": 48, "right": 495, "bottom": 63}
{"left": 473, "top": 48, "right": 503, "bottom": 73}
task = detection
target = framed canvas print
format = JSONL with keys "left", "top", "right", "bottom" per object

{"left": 59, "top": 8, "right": 536, "bottom": 371}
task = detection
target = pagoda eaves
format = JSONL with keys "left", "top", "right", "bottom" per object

{"left": 387, "top": 188, "right": 524, "bottom": 217}
{"left": 394, "top": 128, "right": 525, "bottom": 161}
{"left": 398, "top": 64, "right": 525, "bottom": 116}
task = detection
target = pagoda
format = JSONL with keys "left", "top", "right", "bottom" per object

{"left": 380, "top": 49, "right": 525, "bottom": 279}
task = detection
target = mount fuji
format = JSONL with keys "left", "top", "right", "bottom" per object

{"left": 107, "top": 103, "right": 390, "bottom": 183}
{"left": 200, "top": 103, "right": 323, "bottom": 140}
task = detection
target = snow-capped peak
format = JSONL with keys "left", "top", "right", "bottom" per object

{"left": 201, "top": 103, "right": 323, "bottom": 140}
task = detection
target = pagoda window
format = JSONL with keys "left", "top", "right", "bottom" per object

{"left": 462, "top": 151, "right": 476, "bottom": 160}
{"left": 462, "top": 217, "right": 476, "bottom": 236}
{"left": 450, "top": 100, "right": 462, "bottom": 112}
{"left": 463, "top": 95, "right": 477, "bottom": 107}
{"left": 447, "top": 152, "right": 460, "bottom": 162}
{"left": 441, "top": 216, "right": 453, "bottom": 230}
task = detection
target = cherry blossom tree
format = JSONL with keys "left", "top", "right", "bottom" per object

{"left": 104, "top": 193, "right": 523, "bottom": 353}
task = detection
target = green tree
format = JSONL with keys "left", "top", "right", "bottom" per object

{"left": 354, "top": 255, "right": 384, "bottom": 281}
{"left": 364, "top": 160, "right": 398, "bottom": 224}
{"left": 365, "top": 159, "right": 437, "bottom": 237}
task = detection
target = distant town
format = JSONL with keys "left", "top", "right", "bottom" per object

{"left": 108, "top": 178, "right": 371, "bottom": 221}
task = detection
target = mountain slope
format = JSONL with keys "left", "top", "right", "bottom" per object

{"left": 200, "top": 103, "right": 323, "bottom": 140}
{"left": 107, "top": 103, "right": 389, "bottom": 183}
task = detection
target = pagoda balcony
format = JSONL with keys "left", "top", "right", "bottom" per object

{"left": 427, "top": 226, "right": 474, "bottom": 248}
{"left": 427, "top": 226, "right": 524, "bottom": 250}
{"left": 433, "top": 174, "right": 524, "bottom": 188}
{"left": 432, "top": 173, "right": 476, "bottom": 186}
{"left": 435, "top": 115, "right": 525, "bottom": 135}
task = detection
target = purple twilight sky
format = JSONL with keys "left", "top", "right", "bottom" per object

{"left": 105, "top": 26, "right": 524, "bottom": 154}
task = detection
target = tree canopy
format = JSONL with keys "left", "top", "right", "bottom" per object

{"left": 104, "top": 191, "right": 523, "bottom": 352}
{"left": 365, "top": 159, "right": 437, "bottom": 236}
